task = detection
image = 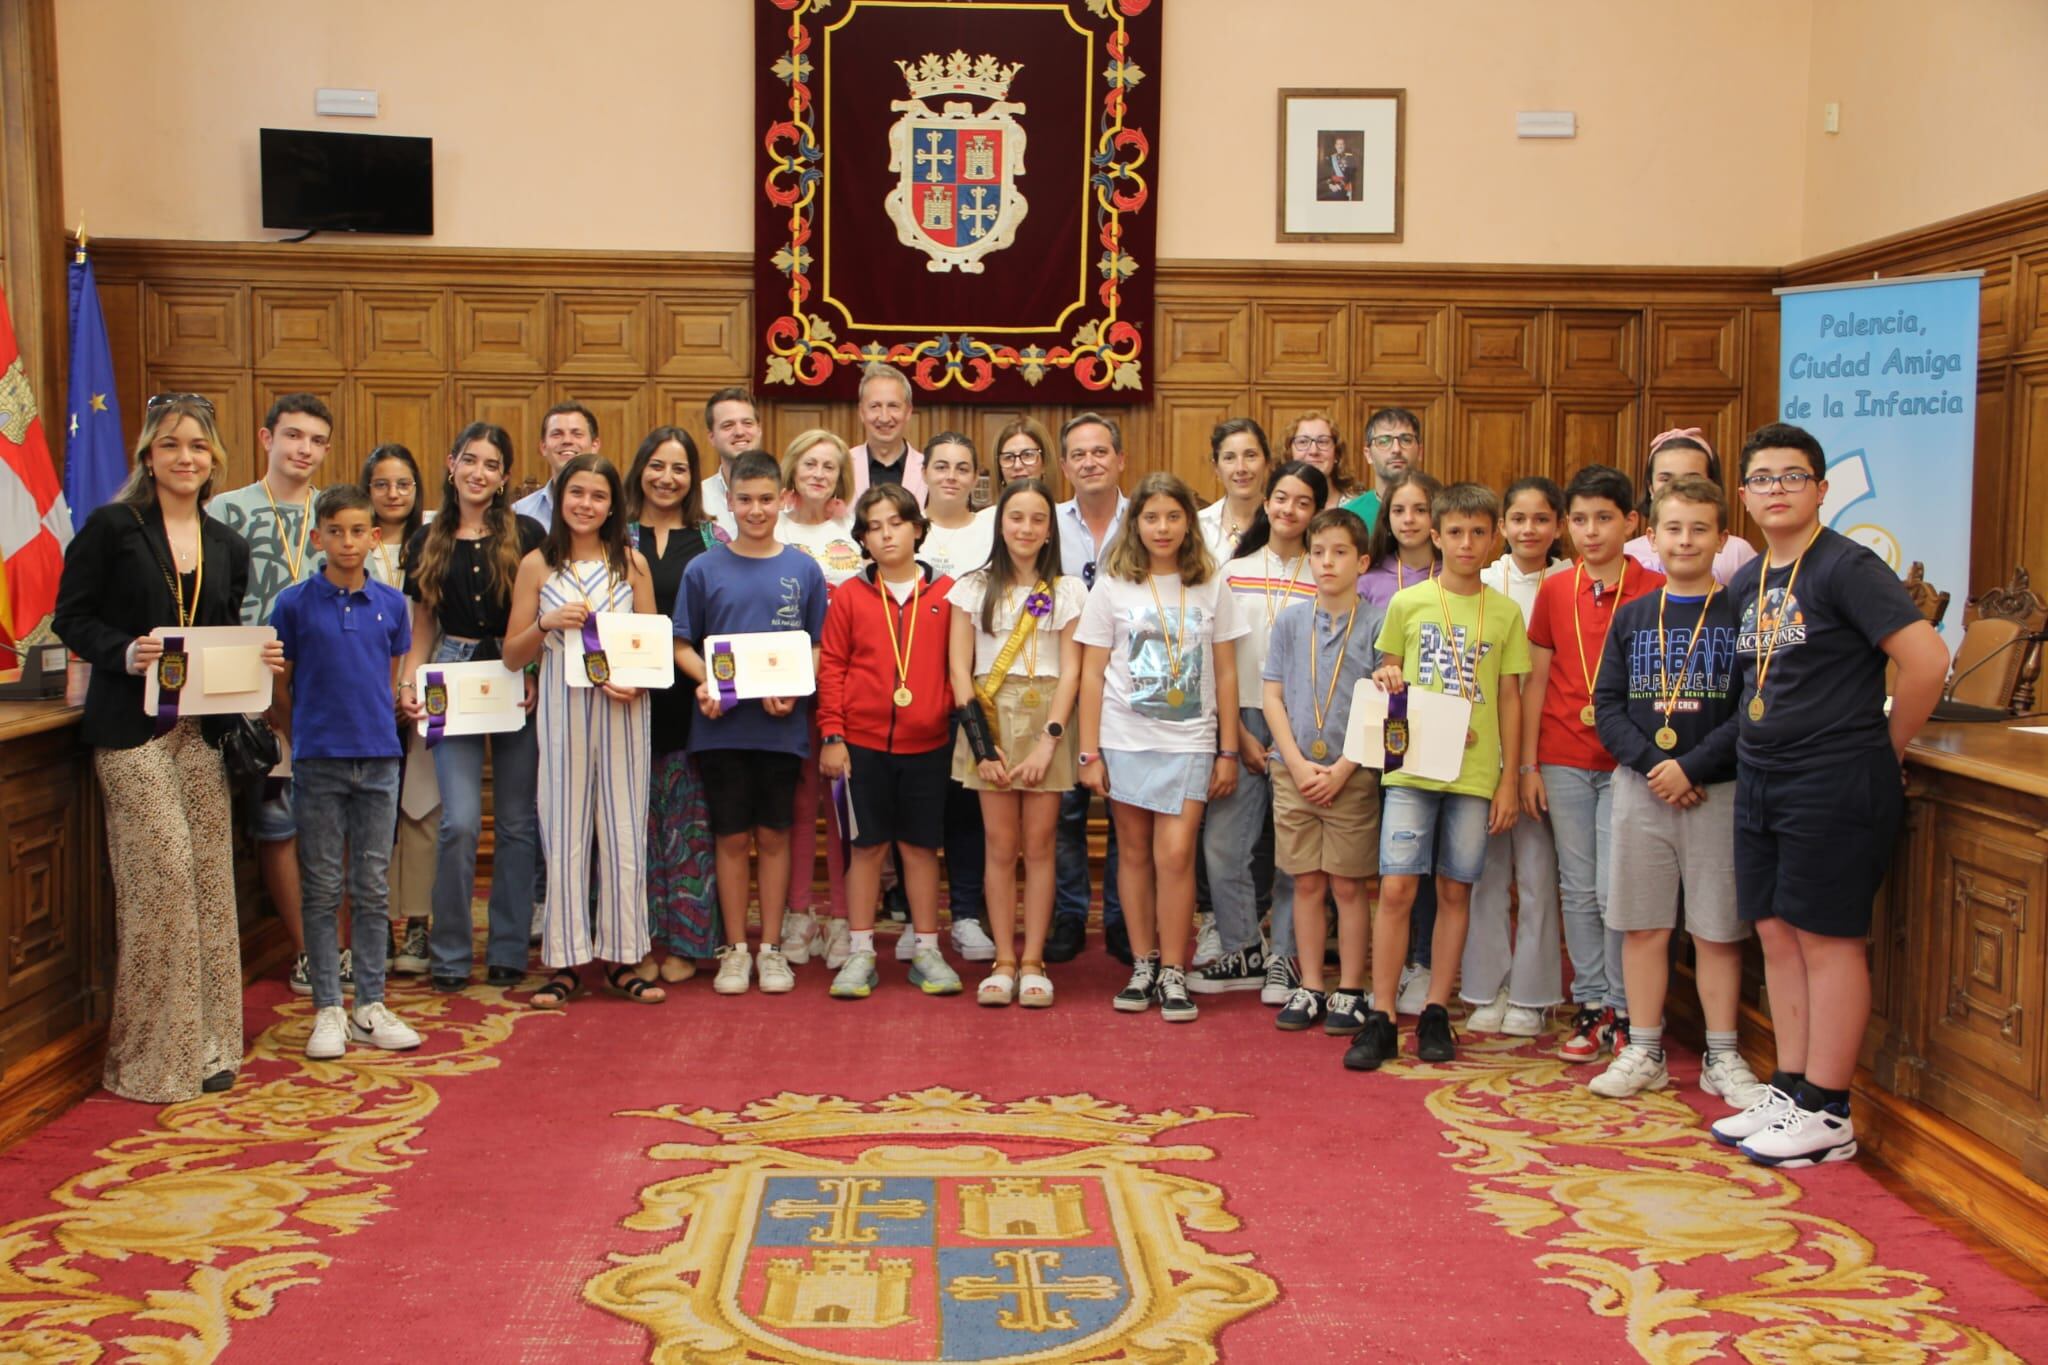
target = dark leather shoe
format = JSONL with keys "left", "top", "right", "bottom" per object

{"left": 486, "top": 965, "right": 525, "bottom": 986}
{"left": 201, "top": 1069, "right": 235, "bottom": 1093}
{"left": 1104, "top": 921, "right": 1133, "bottom": 966}
{"left": 431, "top": 973, "right": 467, "bottom": 993}
{"left": 1044, "top": 917, "right": 1085, "bottom": 963}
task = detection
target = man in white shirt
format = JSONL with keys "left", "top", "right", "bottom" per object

{"left": 699, "top": 387, "right": 763, "bottom": 540}
{"left": 848, "top": 363, "right": 925, "bottom": 503}
{"left": 511, "top": 402, "right": 600, "bottom": 528}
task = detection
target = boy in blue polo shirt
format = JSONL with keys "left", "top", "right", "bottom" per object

{"left": 274, "top": 486, "right": 421, "bottom": 1060}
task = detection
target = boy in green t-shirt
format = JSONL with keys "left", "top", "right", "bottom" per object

{"left": 1349, "top": 482, "right": 1530, "bottom": 1070}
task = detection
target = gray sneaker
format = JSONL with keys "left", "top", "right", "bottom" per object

{"left": 391, "top": 921, "right": 430, "bottom": 975}
{"left": 830, "top": 950, "right": 879, "bottom": 1000}
{"left": 908, "top": 944, "right": 963, "bottom": 996}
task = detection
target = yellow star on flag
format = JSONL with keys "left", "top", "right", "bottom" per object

{"left": 90, "top": 393, "right": 107, "bottom": 411}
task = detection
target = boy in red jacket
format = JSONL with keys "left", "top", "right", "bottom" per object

{"left": 819, "top": 483, "right": 964, "bottom": 998}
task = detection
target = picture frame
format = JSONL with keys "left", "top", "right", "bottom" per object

{"left": 1276, "top": 88, "right": 1405, "bottom": 243}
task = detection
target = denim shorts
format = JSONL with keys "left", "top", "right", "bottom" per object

{"left": 249, "top": 780, "right": 296, "bottom": 842}
{"left": 1102, "top": 748, "right": 1210, "bottom": 816}
{"left": 1377, "top": 786, "right": 1491, "bottom": 885}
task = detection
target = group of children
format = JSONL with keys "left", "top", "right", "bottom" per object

{"left": 253, "top": 378, "right": 1946, "bottom": 1171}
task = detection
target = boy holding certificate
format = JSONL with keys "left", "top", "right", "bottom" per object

{"left": 817, "top": 484, "right": 963, "bottom": 999}
{"left": 672, "top": 450, "right": 828, "bottom": 996}
{"left": 1354, "top": 482, "right": 1529, "bottom": 1070}
{"left": 272, "top": 487, "right": 422, "bottom": 1059}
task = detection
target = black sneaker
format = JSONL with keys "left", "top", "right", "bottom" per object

{"left": 1343, "top": 1010, "right": 1399, "bottom": 1071}
{"left": 1275, "top": 987, "right": 1324, "bottom": 1031}
{"left": 1417, "top": 1003, "right": 1457, "bottom": 1062}
{"left": 431, "top": 973, "right": 467, "bottom": 993}
{"left": 1113, "top": 954, "right": 1160, "bottom": 1012}
{"left": 1611, "top": 1014, "right": 1631, "bottom": 1059}
{"left": 1156, "top": 967, "right": 1198, "bottom": 1023}
{"left": 1104, "top": 921, "right": 1134, "bottom": 966}
{"left": 1260, "top": 954, "right": 1301, "bottom": 1006}
{"left": 1045, "top": 918, "right": 1086, "bottom": 964}
{"left": 1189, "top": 944, "right": 1266, "bottom": 995}
{"left": 1323, "top": 989, "right": 1368, "bottom": 1036}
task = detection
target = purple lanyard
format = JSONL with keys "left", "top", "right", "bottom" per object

{"left": 153, "top": 634, "right": 187, "bottom": 736}
{"left": 711, "top": 639, "right": 739, "bottom": 709}
{"left": 422, "top": 668, "right": 449, "bottom": 748}
{"left": 581, "top": 616, "right": 610, "bottom": 684}
{"left": 1381, "top": 689, "right": 1410, "bottom": 773}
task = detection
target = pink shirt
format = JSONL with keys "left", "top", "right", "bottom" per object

{"left": 1624, "top": 533, "right": 1759, "bottom": 586}
{"left": 849, "top": 441, "right": 927, "bottom": 504}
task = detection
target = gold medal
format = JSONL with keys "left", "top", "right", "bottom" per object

{"left": 1166, "top": 686, "right": 1186, "bottom": 707}
{"left": 1748, "top": 526, "right": 1823, "bottom": 727}
{"left": 585, "top": 651, "right": 611, "bottom": 685}
{"left": 1654, "top": 725, "right": 1678, "bottom": 750}
{"left": 1651, "top": 585, "right": 1719, "bottom": 760}
{"left": 893, "top": 685, "right": 914, "bottom": 707}
{"left": 1748, "top": 696, "right": 1765, "bottom": 721}
{"left": 1020, "top": 687, "right": 1042, "bottom": 708}
{"left": 1579, "top": 703, "right": 1596, "bottom": 727}
{"left": 1385, "top": 719, "right": 1409, "bottom": 755}
{"left": 1310, "top": 738, "right": 1329, "bottom": 760}
{"left": 878, "top": 572, "right": 925, "bottom": 713}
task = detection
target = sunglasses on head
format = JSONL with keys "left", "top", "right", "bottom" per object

{"left": 146, "top": 392, "right": 217, "bottom": 415}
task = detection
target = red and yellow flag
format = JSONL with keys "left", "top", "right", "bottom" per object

{"left": 0, "top": 285, "right": 72, "bottom": 647}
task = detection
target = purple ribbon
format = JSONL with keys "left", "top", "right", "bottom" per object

{"left": 422, "top": 668, "right": 449, "bottom": 749}
{"left": 1382, "top": 689, "right": 1410, "bottom": 773}
{"left": 153, "top": 634, "right": 185, "bottom": 737}
{"left": 829, "top": 775, "right": 855, "bottom": 866}
{"left": 712, "top": 640, "right": 739, "bottom": 709}
{"left": 581, "top": 617, "right": 609, "bottom": 684}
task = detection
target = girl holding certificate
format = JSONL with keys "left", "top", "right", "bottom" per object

{"left": 1075, "top": 472, "right": 1248, "bottom": 1024}
{"left": 397, "top": 423, "right": 546, "bottom": 994}
{"left": 54, "top": 394, "right": 280, "bottom": 1101}
{"left": 948, "top": 478, "right": 1084, "bottom": 1007}
{"left": 504, "top": 454, "right": 658, "bottom": 1008}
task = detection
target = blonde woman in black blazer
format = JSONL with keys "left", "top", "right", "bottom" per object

{"left": 53, "top": 395, "right": 279, "bottom": 1102}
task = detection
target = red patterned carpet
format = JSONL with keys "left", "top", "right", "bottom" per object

{"left": 3, "top": 940, "right": 2046, "bottom": 1363}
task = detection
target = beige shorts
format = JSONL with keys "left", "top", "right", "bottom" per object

{"left": 1271, "top": 762, "right": 1380, "bottom": 878}
{"left": 951, "top": 674, "right": 1077, "bottom": 793}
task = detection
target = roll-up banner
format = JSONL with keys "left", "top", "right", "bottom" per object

{"left": 1774, "top": 271, "right": 1982, "bottom": 642}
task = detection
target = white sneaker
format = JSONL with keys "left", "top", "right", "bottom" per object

{"left": 1259, "top": 955, "right": 1301, "bottom": 1006}
{"left": 530, "top": 899, "right": 545, "bottom": 945}
{"left": 895, "top": 927, "right": 917, "bottom": 962}
{"left": 1395, "top": 963, "right": 1431, "bottom": 1016}
{"left": 757, "top": 946, "right": 796, "bottom": 994}
{"left": 348, "top": 1001, "right": 422, "bottom": 1051}
{"left": 950, "top": 918, "right": 997, "bottom": 962}
{"left": 1700, "top": 1050, "right": 1768, "bottom": 1110}
{"left": 1191, "top": 914, "right": 1222, "bottom": 969}
{"left": 1501, "top": 1005, "right": 1549, "bottom": 1038}
{"left": 712, "top": 944, "right": 753, "bottom": 995}
{"left": 823, "top": 918, "right": 853, "bottom": 970}
{"left": 1739, "top": 1101, "right": 1858, "bottom": 1167}
{"left": 1465, "top": 987, "right": 1509, "bottom": 1033}
{"left": 1588, "top": 1044, "right": 1669, "bottom": 1098}
{"left": 306, "top": 1005, "right": 348, "bottom": 1060}
{"left": 1711, "top": 1085, "right": 1796, "bottom": 1147}
{"left": 908, "top": 944, "right": 964, "bottom": 995}
{"left": 779, "top": 910, "right": 820, "bottom": 965}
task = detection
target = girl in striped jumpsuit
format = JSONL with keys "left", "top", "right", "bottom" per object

{"left": 503, "top": 453, "right": 660, "bottom": 1007}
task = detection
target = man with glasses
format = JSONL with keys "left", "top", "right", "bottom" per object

{"left": 1341, "top": 406, "right": 1423, "bottom": 526}
{"left": 512, "top": 403, "right": 601, "bottom": 529}
{"left": 699, "top": 388, "right": 763, "bottom": 540}
{"left": 1047, "top": 413, "right": 1129, "bottom": 964}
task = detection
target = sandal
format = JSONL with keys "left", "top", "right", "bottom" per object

{"left": 978, "top": 961, "right": 1018, "bottom": 1007}
{"left": 529, "top": 968, "right": 581, "bottom": 1010}
{"left": 1018, "top": 961, "right": 1054, "bottom": 1009}
{"left": 606, "top": 963, "right": 667, "bottom": 1004}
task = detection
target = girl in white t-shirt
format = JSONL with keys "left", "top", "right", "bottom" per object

{"left": 948, "top": 478, "right": 1083, "bottom": 1008}
{"left": 920, "top": 432, "right": 997, "bottom": 581}
{"left": 1076, "top": 472, "right": 1247, "bottom": 1024}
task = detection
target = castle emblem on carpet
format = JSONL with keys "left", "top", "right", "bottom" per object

{"left": 586, "top": 1087, "right": 1275, "bottom": 1362}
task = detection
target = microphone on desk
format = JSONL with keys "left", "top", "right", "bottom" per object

{"left": 1930, "top": 628, "right": 2048, "bottom": 723}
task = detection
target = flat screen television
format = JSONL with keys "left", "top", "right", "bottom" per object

{"left": 260, "top": 128, "right": 433, "bottom": 235}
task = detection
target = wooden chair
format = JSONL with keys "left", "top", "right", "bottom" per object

{"left": 1887, "top": 563, "right": 1953, "bottom": 695}
{"left": 1946, "top": 568, "right": 2048, "bottom": 712}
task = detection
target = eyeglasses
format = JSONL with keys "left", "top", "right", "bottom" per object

{"left": 1367, "top": 432, "right": 1418, "bottom": 450}
{"left": 1741, "top": 470, "right": 1817, "bottom": 493}
{"left": 998, "top": 448, "right": 1043, "bottom": 468}
{"left": 146, "top": 392, "right": 216, "bottom": 414}
{"left": 1291, "top": 435, "right": 1335, "bottom": 451}
{"left": 370, "top": 478, "right": 417, "bottom": 494}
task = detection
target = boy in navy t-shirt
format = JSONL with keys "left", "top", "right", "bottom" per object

{"left": 273, "top": 486, "right": 421, "bottom": 1060}
{"left": 672, "top": 450, "right": 828, "bottom": 997}
{"left": 1710, "top": 423, "right": 1948, "bottom": 1168}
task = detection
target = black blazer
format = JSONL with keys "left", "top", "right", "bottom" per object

{"left": 53, "top": 500, "right": 252, "bottom": 750}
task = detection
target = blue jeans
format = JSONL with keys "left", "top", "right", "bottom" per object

{"left": 1055, "top": 787, "right": 1121, "bottom": 928}
{"left": 1203, "top": 709, "right": 1293, "bottom": 958}
{"left": 294, "top": 756, "right": 401, "bottom": 1009}
{"left": 944, "top": 779, "right": 986, "bottom": 921}
{"left": 1543, "top": 763, "right": 1622, "bottom": 1010}
{"left": 428, "top": 638, "right": 540, "bottom": 976}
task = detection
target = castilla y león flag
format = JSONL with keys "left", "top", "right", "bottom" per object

{"left": 0, "top": 285, "right": 72, "bottom": 647}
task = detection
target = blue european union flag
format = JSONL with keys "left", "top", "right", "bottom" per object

{"left": 65, "top": 250, "right": 126, "bottom": 518}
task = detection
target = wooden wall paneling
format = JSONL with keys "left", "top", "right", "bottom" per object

{"left": 453, "top": 288, "right": 548, "bottom": 373}
{"left": 1971, "top": 372, "right": 2012, "bottom": 597}
{"left": 143, "top": 282, "right": 247, "bottom": 369}
{"left": 1977, "top": 258, "right": 2013, "bottom": 361}
{"left": 549, "top": 379, "right": 649, "bottom": 470}
{"left": 252, "top": 287, "right": 348, "bottom": 372}
{"left": 144, "top": 370, "right": 252, "bottom": 486}
{"left": 452, "top": 376, "right": 549, "bottom": 483}
{"left": 554, "top": 291, "right": 652, "bottom": 375}
{"left": 1156, "top": 391, "right": 1249, "bottom": 498}
{"left": 0, "top": 741, "right": 83, "bottom": 1012}
{"left": 1353, "top": 303, "right": 1449, "bottom": 385}
{"left": 2015, "top": 247, "right": 2048, "bottom": 356}
{"left": 1153, "top": 301, "right": 1250, "bottom": 386}
{"left": 1644, "top": 391, "right": 1744, "bottom": 479}
{"left": 2010, "top": 359, "right": 2048, "bottom": 590}
{"left": 355, "top": 288, "right": 449, "bottom": 371}
{"left": 1744, "top": 305, "right": 1782, "bottom": 439}
{"left": 97, "top": 278, "right": 145, "bottom": 426}
{"left": 252, "top": 376, "right": 349, "bottom": 468}
{"left": 351, "top": 375, "right": 448, "bottom": 476}
{"left": 1451, "top": 392, "right": 1543, "bottom": 493}
{"left": 1253, "top": 301, "right": 1347, "bottom": 387}
{"left": 1549, "top": 310, "right": 1640, "bottom": 389}
{"left": 1550, "top": 392, "right": 1638, "bottom": 479}
{"left": 1452, "top": 307, "right": 1543, "bottom": 389}
{"left": 1254, "top": 389, "right": 1349, "bottom": 466}
{"left": 651, "top": 381, "right": 733, "bottom": 445}
{"left": 764, "top": 399, "right": 835, "bottom": 464}
{"left": 654, "top": 292, "right": 752, "bottom": 378}
{"left": 1649, "top": 306, "right": 1744, "bottom": 388}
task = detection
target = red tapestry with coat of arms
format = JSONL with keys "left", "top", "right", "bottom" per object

{"left": 755, "top": 0, "right": 1160, "bottom": 404}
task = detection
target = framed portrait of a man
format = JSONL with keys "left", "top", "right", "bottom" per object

{"left": 1277, "top": 89, "right": 1404, "bottom": 242}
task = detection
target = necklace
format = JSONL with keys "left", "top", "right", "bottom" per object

{"left": 880, "top": 571, "right": 923, "bottom": 707}
{"left": 163, "top": 518, "right": 204, "bottom": 627}
{"left": 1147, "top": 573, "right": 1189, "bottom": 707}
{"left": 1306, "top": 600, "right": 1358, "bottom": 760}
{"left": 261, "top": 480, "right": 314, "bottom": 581}
{"left": 1570, "top": 559, "right": 1630, "bottom": 727}
{"left": 1653, "top": 585, "right": 1718, "bottom": 750}
{"left": 1749, "top": 526, "right": 1823, "bottom": 721}
{"left": 1433, "top": 577, "right": 1487, "bottom": 748}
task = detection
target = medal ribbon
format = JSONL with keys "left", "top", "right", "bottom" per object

{"left": 1146, "top": 573, "right": 1188, "bottom": 698}
{"left": 1307, "top": 602, "right": 1358, "bottom": 756}
{"left": 1381, "top": 688, "right": 1410, "bottom": 773}
{"left": 976, "top": 579, "right": 1048, "bottom": 722}
{"left": 1571, "top": 559, "right": 1628, "bottom": 722}
{"left": 580, "top": 616, "right": 609, "bottom": 683}
{"left": 712, "top": 640, "right": 739, "bottom": 709}
{"left": 422, "top": 668, "right": 448, "bottom": 748}
{"left": 1654, "top": 585, "right": 1718, "bottom": 736}
{"left": 154, "top": 633, "right": 185, "bottom": 736}
{"left": 878, "top": 571, "right": 922, "bottom": 700}
{"left": 1750, "top": 525, "right": 1823, "bottom": 715}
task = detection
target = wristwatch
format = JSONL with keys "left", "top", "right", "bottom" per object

{"left": 822, "top": 733, "right": 847, "bottom": 746}
{"left": 1043, "top": 721, "right": 1065, "bottom": 740}
{"left": 1078, "top": 750, "right": 1098, "bottom": 766}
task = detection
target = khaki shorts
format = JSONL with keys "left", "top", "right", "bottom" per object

{"left": 951, "top": 674, "right": 1077, "bottom": 793}
{"left": 1271, "top": 762, "right": 1380, "bottom": 878}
